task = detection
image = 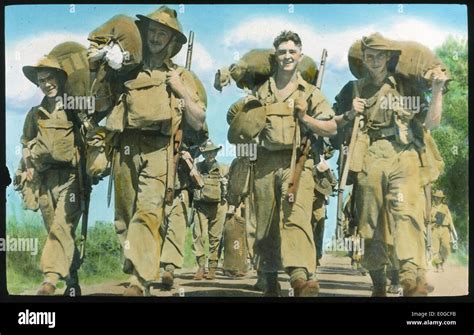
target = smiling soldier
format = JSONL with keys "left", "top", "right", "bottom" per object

{"left": 21, "top": 55, "right": 84, "bottom": 295}
{"left": 249, "top": 31, "right": 337, "bottom": 297}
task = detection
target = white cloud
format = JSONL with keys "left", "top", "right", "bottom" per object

{"left": 6, "top": 32, "right": 89, "bottom": 108}
{"left": 222, "top": 15, "right": 466, "bottom": 72}
{"left": 174, "top": 41, "right": 216, "bottom": 75}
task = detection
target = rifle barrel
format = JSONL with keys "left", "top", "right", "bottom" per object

{"left": 185, "top": 31, "right": 194, "bottom": 71}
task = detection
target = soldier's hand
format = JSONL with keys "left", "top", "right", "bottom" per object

{"left": 316, "top": 155, "right": 330, "bottom": 172}
{"left": 351, "top": 97, "right": 365, "bottom": 114}
{"left": 166, "top": 69, "right": 187, "bottom": 98}
{"left": 294, "top": 97, "right": 308, "bottom": 120}
{"left": 431, "top": 68, "right": 448, "bottom": 90}
{"left": 25, "top": 168, "right": 35, "bottom": 182}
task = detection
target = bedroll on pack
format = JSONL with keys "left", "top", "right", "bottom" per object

{"left": 222, "top": 214, "right": 249, "bottom": 274}
{"left": 88, "top": 15, "right": 143, "bottom": 112}
{"left": 227, "top": 96, "right": 266, "bottom": 144}
{"left": 348, "top": 38, "right": 451, "bottom": 89}
{"left": 215, "top": 48, "right": 318, "bottom": 91}
{"left": 88, "top": 15, "right": 143, "bottom": 73}
{"left": 49, "top": 41, "right": 91, "bottom": 99}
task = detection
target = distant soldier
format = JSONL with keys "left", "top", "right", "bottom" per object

{"left": 20, "top": 55, "right": 85, "bottom": 295}
{"left": 107, "top": 6, "right": 206, "bottom": 296}
{"left": 333, "top": 33, "right": 448, "bottom": 296}
{"left": 192, "top": 139, "right": 228, "bottom": 280}
{"left": 246, "top": 31, "right": 337, "bottom": 296}
{"left": 430, "top": 190, "right": 456, "bottom": 272}
{"left": 311, "top": 153, "right": 337, "bottom": 269}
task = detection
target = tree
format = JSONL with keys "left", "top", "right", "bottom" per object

{"left": 432, "top": 36, "right": 468, "bottom": 249}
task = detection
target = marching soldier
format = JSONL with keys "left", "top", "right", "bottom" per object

{"left": 21, "top": 55, "right": 84, "bottom": 295}
{"left": 430, "top": 190, "right": 456, "bottom": 272}
{"left": 159, "top": 155, "right": 192, "bottom": 289}
{"left": 192, "top": 139, "right": 228, "bottom": 280}
{"left": 333, "top": 33, "right": 448, "bottom": 296}
{"left": 311, "top": 150, "right": 337, "bottom": 269}
{"left": 160, "top": 141, "right": 207, "bottom": 288}
{"left": 108, "top": 6, "right": 206, "bottom": 296}
{"left": 241, "top": 31, "right": 337, "bottom": 296}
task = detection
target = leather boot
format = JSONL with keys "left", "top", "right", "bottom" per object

{"left": 291, "top": 279, "right": 320, "bottom": 297}
{"left": 206, "top": 268, "right": 217, "bottom": 280}
{"left": 193, "top": 267, "right": 206, "bottom": 280}
{"left": 401, "top": 279, "right": 423, "bottom": 297}
{"left": 162, "top": 272, "right": 174, "bottom": 289}
{"left": 37, "top": 282, "right": 56, "bottom": 296}
{"left": 123, "top": 285, "right": 144, "bottom": 296}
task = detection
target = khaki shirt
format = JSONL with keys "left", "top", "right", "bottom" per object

{"left": 22, "top": 97, "right": 71, "bottom": 147}
{"left": 256, "top": 72, "right": 334, "bottom": 121}
{"left": 431, "top": 203, "right": 454, "bottom": 229}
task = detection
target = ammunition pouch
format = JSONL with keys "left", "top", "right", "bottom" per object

{"left": 260, "top": 102, "right": 298, "bottom": 151}
{"left": 30, "top": 118, "right": 75, "bottom": 171}
{"left": 125, "top": 74, "right": 173, "bottom": 130}
{"left": 194, "top": 174, "right": 222, "bottom": 203}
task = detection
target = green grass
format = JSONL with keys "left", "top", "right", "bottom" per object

{"left": 6, "top": 215, "right": 213, "bottom": 294}
{"left": 6, "top": 217, "right": 126, "bottom": 294}
{"left": 450, "top": 242, "right": 468, "bottom": 267}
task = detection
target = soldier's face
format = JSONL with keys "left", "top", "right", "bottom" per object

{"left": 363, "top": 48, "right": 389, "bottom": 76}
{"left": 275, "top": 41, "right": 302, "bottom": 73}
{"left": 203, "top": 151, "right": 217, "bottom": 163}
{"left": 147, "top": 21, "right": 173, "bottom": 55}
{"left": 37, "top": 70, "right": 60, "bottom": 98}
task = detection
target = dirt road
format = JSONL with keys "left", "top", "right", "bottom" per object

{"left": 51, "top": 254, "right": 467, "bottom": 298}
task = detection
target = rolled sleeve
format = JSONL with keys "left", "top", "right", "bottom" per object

{"left": 310, "top": 90, "right": 335, "bottom": 120}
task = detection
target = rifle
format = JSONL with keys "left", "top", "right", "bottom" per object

{"left": 424, "top": 184, "right": 432, "bottom": 261}
{"left": 165, "top": 31, "right": 194, "bottom": 205}
{"left": 76, "top": 146, "right": 91, "bottom": 265}
{"left": 107, "top": 148, "right": 115, "bottom": 207}
{"left": 336, "top": 81, "right": 362, "bottom": 239}
{"left": 181, "top": 150, "right": 205, "bottom": 189}
{"left": 450, "top": 228, "right": 458, "bottom": 251}
{"left": 287, "top": 49, "right": 327, "bottom": 203}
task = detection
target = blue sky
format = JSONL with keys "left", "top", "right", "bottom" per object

{"left": 4, "top": 4, "right": 468, "bottom": 241}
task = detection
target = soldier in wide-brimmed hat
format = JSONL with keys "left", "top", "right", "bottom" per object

{"left": 21, "top": 53, "right": 84, "bottom": 296}
{"left": 104, "top": 5, "right": 207, "bottom": 296}
{"left": 430, "top": 190, "right": 456, "bottom": 272}
{"left": 332, "top": 32, "right": 448, "bottom": 297}
{"left": 191, "top": 139, "right": 228, "bottom": 280}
